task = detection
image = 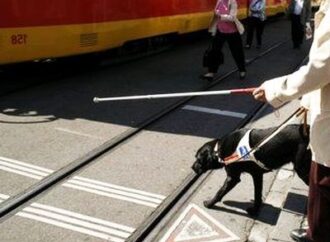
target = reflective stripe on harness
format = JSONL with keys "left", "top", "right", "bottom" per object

{"left": 222, "top": 130, "right": 270, "bottom": 170}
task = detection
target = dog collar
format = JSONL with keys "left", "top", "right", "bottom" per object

{"left": 214, "top": 141, "right": 225, "bottom": 164}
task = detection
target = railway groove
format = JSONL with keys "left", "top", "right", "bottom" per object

{"left": 0, "top": 39, "right": 288, "bottom": 226}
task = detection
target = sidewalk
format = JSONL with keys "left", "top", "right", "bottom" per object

{"left": 246, "top": 100, "right": 309, "bottom": 242}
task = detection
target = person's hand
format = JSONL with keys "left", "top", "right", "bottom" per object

{"left": 305, "top": 22, "right": 313, "bottom": 39}
{"left": 305, "top": 26, "right": 313, "bottom": 39}
{"left": 253, "top": 86, "right": 267, "bottom": 102}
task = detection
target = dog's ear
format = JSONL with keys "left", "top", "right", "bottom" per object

{"left": 195, "top": 141, "right": 214, "bottom": 159}
{"left": 193, "top": 140, "right": 217, "bottom": 174}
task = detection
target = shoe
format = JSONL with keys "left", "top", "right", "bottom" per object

{"left": 200, "top": 73, "right": 215, "bottom": 82}
{"left": 239, "top": 71, "right": 246, "bottom": 79}
{"left": 244, "top": 44, "right": 251, "bottom": 49}
{"left": 290, "top": 229, "right": 312, "bottom": 242}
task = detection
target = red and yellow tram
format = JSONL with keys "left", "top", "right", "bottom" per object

{"left": 0, "top": 0, "right": 288, "bottom": 65}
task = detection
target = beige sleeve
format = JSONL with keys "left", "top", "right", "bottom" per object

{"left": 262, "top": 11, "right": 330, "bottom": 108}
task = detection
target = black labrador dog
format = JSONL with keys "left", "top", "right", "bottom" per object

{"left": 192, "top": 124, "right": 311, "bottom": 216}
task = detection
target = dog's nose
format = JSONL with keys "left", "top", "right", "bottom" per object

{"left": 191, "top": 162, "right": 203, "bottom": 174}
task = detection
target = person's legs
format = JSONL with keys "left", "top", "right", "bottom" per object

{"left": 296, "top": 20, "right": 304, "bottom": 46}
{"left": 307, "top": 161, "right": 330, "bottom": 242}
{"left": 256, "top": 19, "right": 265, "bottom": 47}
{"left": 227, "top": 32, "right": 246, "bottom": 75}
{"left": 291, "top": 14, "right": 303, "bottom": 48}
{"left": 245, "top": 17, "right": 255, "bottom": 48}
{"left": 207, "top": 31, "right": 226, "bottom": 74}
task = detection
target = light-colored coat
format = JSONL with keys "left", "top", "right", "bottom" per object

{"left": 262, "top": 0, "right": 330, "bottom": 167}
{"left": 208, "top": 0, "right": 245, "bottom": 35}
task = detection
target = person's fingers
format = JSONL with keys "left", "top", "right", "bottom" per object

{"left": 252, "top": 87, "right": 263, "bottom": 97}
{"left": 256, "top": 93, "right": 266, "bottom": 102}
{"left": 252, "top": 87, "right": 261, "bottom": 96}
{"left": 252, "top": 87, "right": 266, "bottom": 102}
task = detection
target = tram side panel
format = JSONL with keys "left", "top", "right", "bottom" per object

{"left": 0, "top": 0, "right": 287, "bottom": 65}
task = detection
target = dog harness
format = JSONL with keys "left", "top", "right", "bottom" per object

{"left": 216, "top": 130, "right": 270, "bottom": 170}
{"left": 215, "top": 107, "right": 308, "bottom": 171}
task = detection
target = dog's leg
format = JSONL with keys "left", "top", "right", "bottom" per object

{"left": 246, "top": 172, "right": 263, "bottom": 216}
{"left": 293, "top": 144, "right": 311, "bottom": 185}
{"left": 204, "top": 176, "right": 240, "bottom": 208}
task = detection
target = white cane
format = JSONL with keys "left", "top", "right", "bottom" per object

{"left": 93, "top": 87, "right": 256, "bottom": 103}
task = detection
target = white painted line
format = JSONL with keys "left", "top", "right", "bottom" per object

{"left": 63, "top": 183, "right": 159, "bottom": 208}
{"left": 26, "top": 207, "right": 131, "bottom": 238}
{"left": 0, "top": 165, "right": 43, "bottom": 180}
{"left": 0, "top": 156, "right": 52, "bottom": 173}
{"left": 18, "top": 213, "right": 125, "bottom": 242}
{"left": 55, "top": 127, "right": 102, "bottom": 140}
{"left": 74, "top": 176, "right": 165, "bottom": 200}
{"left": 0, "top": 193, "right": 133, "bottom": 242}
{"left": 0, "top": 161, "right": 49, "bottom": 177}
{"left": 67, "top": 180, "right": 163, "bottom": 203}
{"left": 182, "top": 105, "right": 247, "bottom": 119}
{"left": 0, "top": 157, "right": 164, "bottom": 207}
{"left": 0, "top": 194, "right": 9, "bottom": 200}
{"left": 32, "top": 203, "right": 135, "bottom": 232}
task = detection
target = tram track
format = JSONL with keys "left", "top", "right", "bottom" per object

{"left": 0, "top": 38, "right": 289, "bottom": 227}
{"left": 131, "top": 50, "right": 310, "bottom": 242}
{"left": 126, "top": 102, "right": 264, "bottom": 242}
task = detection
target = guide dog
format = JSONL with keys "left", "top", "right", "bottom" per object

{"left": 192, "top": 124, "right": 311, "bottom": 216}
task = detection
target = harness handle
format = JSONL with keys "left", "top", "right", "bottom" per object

{"left": 303, "top": 109, "right": 308, "bottom": 136}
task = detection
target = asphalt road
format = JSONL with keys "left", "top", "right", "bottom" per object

{"left": 0, "top": 16, "right": 311, "bottom": 242}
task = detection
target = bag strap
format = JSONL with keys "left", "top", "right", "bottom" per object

{"left": 251, "top": 0, "right": 262, "bottom": 9}
{"left": 216, "top": 0, "right": 231, "bottom": 10}
{"left": 302, "top": 109, "right": 308, "bottom": 137}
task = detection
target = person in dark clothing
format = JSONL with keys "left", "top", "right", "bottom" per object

{"left": 245, "top": 0, "right": 266, "bottom": 49}
{"left": 287, "top": 0, "right": 312, "bottom": 49}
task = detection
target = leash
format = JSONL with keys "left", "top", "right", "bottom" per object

{"left": 303, "top": 108, "right": 308, "bottom": 136}
{"left": 93, "top": 87, "right": 256, "bottom": 102}
{"left": 222, "top": 107, "right": 308, "bottom": 170}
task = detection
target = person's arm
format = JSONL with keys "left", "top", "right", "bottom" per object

{"left": 253, "top": 11, "right": 330, "bottom": 107}
{"left": 305, "top": 0, "right": 312, "bottom": 34}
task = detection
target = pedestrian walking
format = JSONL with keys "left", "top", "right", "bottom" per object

{"left": 287, "top": 0, "right": 312, "bottom": 49}
{"left": 201, "top": 0, "right": 246, "bottom": 81}
{"left": 245, "top": 0, "right": 266, "bottom": 49}
{"left": 253, "top": 1, "right": 330, "bottom": 241}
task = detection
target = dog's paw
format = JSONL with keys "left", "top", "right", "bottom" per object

{"left": 203, "top": 200, "right": 215, "bottom": 208}
{"left": 246, "top": 206, "right": 260, "bottom": 216}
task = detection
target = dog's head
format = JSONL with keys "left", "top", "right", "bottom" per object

{"left": 192, "top": 140, "right": 225, "bottom": 174}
